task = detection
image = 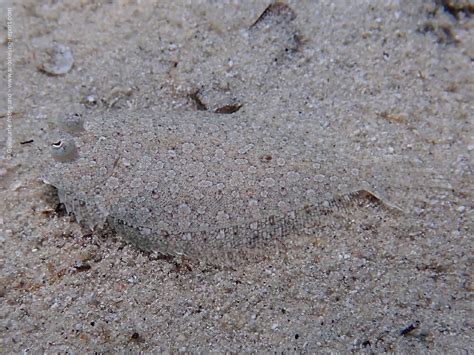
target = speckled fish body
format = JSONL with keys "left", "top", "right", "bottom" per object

{"left": 42, "top": 108, "right": 381, "bottom": 259}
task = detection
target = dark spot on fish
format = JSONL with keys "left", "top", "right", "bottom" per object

{"left": 260, "top": 154, "right": 272, "bottom": 162}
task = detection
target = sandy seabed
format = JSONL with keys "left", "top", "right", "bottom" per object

{"left": 0, "top": 0, "right": 472, "bottom": 352}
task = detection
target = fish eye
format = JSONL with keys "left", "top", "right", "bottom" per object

{"left": 57, "top": 112, "right": 85, "bottom": 135}
{"left": 50, "top": 134, "right": 78, "bottom": 162}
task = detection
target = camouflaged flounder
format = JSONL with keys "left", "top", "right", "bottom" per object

{"left": 42, "top": 106, "right": 401, "bottom": 261}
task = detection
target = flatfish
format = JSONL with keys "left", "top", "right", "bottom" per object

{"left": 42, "top": 107, "right": 400, "bottom": 263}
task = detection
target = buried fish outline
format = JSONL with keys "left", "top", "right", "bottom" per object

{"left": 41, "top": 108, "right": 404, "bottom": 262}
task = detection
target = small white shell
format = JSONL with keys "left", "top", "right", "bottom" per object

{"left": 34, "top": 43, "right": 74, "bottom": 75}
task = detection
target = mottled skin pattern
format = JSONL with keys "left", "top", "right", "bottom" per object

{"left": 42, "top": 107, "right": 402, "bottom": 263}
